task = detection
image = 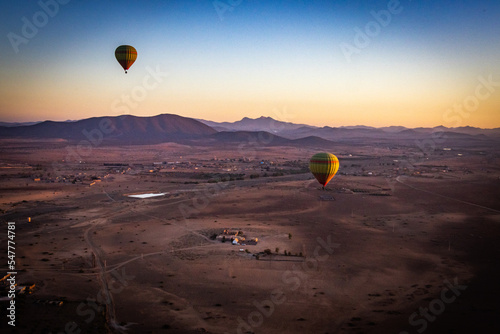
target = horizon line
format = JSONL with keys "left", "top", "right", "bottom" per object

{"left": 0, "top": 113, "right": 499, "bottom": 130}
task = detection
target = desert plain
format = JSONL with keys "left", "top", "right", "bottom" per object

{"left": 1, "top": 137, "right": 500, "bottom": 334}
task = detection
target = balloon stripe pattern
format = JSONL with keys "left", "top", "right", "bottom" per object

{"left": 309, "top": 152, "right": 339, "bottom": 188}
{"left": 115, "top": 45, "right": 137, "bottom": 73}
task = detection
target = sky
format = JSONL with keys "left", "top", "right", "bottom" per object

{"left": 0, "top": 0, "right": 499, "bottom": 128}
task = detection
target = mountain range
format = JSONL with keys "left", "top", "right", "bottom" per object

{"left": 1, "top": 114, "right": 499, "bottom": 147}
{"left": 199, "top": 116, "right": 500, "bottom": 139}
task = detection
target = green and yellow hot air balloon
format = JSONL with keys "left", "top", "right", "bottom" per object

{"left": 115, "top": 45, "right": 137, "bottom": 73}
{"left": 309, "top": 152, "right": 339, "bottom": 189}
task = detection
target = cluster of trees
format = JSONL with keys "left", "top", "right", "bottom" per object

{"left": 259, "top": 248, "right": 303, "bottom": 258}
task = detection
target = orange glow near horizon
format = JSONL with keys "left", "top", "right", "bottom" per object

{"left": 2, "top": 1, "right": 500, "bottom": 130}
{"left": 2, "top": 53, "right": 499, "bottom": 130}
{"left": 2, "top": 94, "right": 499, "bottom": 129}
{"left": 2, "top": 58, "right": 499, "bottom": 128}
{"left": 1, "top": 42, "right": 499, "bottom": 129}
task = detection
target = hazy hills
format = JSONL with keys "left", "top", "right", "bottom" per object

{"left": 0, "top": 121, "right": 42, "bottom": 127}
{"left": 0, "top": 114, "right": 216, "bottom": 144}
{"left": 201, "top": 117, "right": 500, "bottom": 140}
{"left": 0, "top": 114, "right": 499, "bottom": 147}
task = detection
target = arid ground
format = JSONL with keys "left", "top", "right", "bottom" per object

{"left": 1, "top": 138, "right": 500, "bottom": 333}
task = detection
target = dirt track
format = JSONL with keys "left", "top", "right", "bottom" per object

{"left": 1, "top": 140, "right": 500, "bottom": 333}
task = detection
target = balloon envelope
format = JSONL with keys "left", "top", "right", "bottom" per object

{"left": 309, "top": 153, "right": 339, "bottom": 188}
{"left": 115, "top": 45, "right": 137, "bottom": 73}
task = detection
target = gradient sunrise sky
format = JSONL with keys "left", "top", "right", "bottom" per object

{"left": 1, "top": 0, "right": 499, "bottom": 128}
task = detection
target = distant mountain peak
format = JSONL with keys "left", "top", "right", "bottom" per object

{"left": 0, "top": 113, "right": 216, "bottom": 145}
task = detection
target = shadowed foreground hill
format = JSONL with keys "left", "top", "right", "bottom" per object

{"left": 207, "top": 131, "right": 290, "bottom": 146}
{"left": 205, "top": 131, "right": 335, "bottom": 148}
{"left": 0, "top": 114, "right": 217, "bottom": 144}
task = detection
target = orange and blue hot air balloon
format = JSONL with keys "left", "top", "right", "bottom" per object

{"left": 115, "top": 45, "right": 137, "bottom": 73}
{"left": 309, "top": 152, "right": 339, "bottom": 189}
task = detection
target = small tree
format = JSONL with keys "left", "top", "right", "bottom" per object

{"left": 275, "top": 247, "right": 280, "bottom": 254}
{"left": 222, "top": 236, "right": 226, "bottom": 243}
{"left": 288, "top": 233, "right": 292, "bottom": 240}
{"left": 264, "top": 249, "right": 272, "bottom": 255}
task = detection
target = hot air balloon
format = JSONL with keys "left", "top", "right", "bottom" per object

{"left": 115, "top": 45, "right": 137, "bottom": 73}
{"left": 309, "top": 152, "right": 339, "bottom": 189}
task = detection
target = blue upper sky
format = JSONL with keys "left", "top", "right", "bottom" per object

{"left": 1, "top": 0, "right": 499, "bottom": 127}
